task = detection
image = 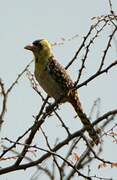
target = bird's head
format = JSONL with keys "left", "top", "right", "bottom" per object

{"left": 24, "top": 39, "right": 53, "bottom": 59}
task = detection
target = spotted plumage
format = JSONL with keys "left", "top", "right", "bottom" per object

{"left": 24, "top": 39, "right": 99, "bottom": 145}
{"left": 47, "top": 58, "right": 74, "bottom": 90}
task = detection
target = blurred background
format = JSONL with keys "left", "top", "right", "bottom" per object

{"left": 0, "top": 0, "right": 117, "bottom": 179}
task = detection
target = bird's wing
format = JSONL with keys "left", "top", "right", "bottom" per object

{"left": 46, "top": 57, "right": 74, "bottom": 91}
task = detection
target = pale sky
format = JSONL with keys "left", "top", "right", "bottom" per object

{"left": 0, "top": 0, "right": 117, "bottom": 179}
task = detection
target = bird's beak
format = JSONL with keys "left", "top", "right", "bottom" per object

{"left": 24, "top": 44, "right": 35, "bottom": 52}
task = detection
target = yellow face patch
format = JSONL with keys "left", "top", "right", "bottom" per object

{"left": 40, "top": 39, "right": 52, "bottom": 50}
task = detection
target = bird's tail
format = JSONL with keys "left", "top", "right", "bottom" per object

{"left": 69, "top": 92, "right": 99, "bottom": 145}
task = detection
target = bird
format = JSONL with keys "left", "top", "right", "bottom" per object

{"left": 24, "top": 39, "right": 99, "bottom": 145}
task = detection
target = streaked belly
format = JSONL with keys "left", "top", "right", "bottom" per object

{"left": 35, "top": 70, "right": 65, "bottom": 101}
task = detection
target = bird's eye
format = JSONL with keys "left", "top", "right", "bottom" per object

{"left": 33, "top": 40, "right": 39, "bottom": 46}
{"left": 33, "top": 40, "right": 43, "bottom": 49}
{"left": 38, "top": 43, "right": 43, "bottom": 49}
